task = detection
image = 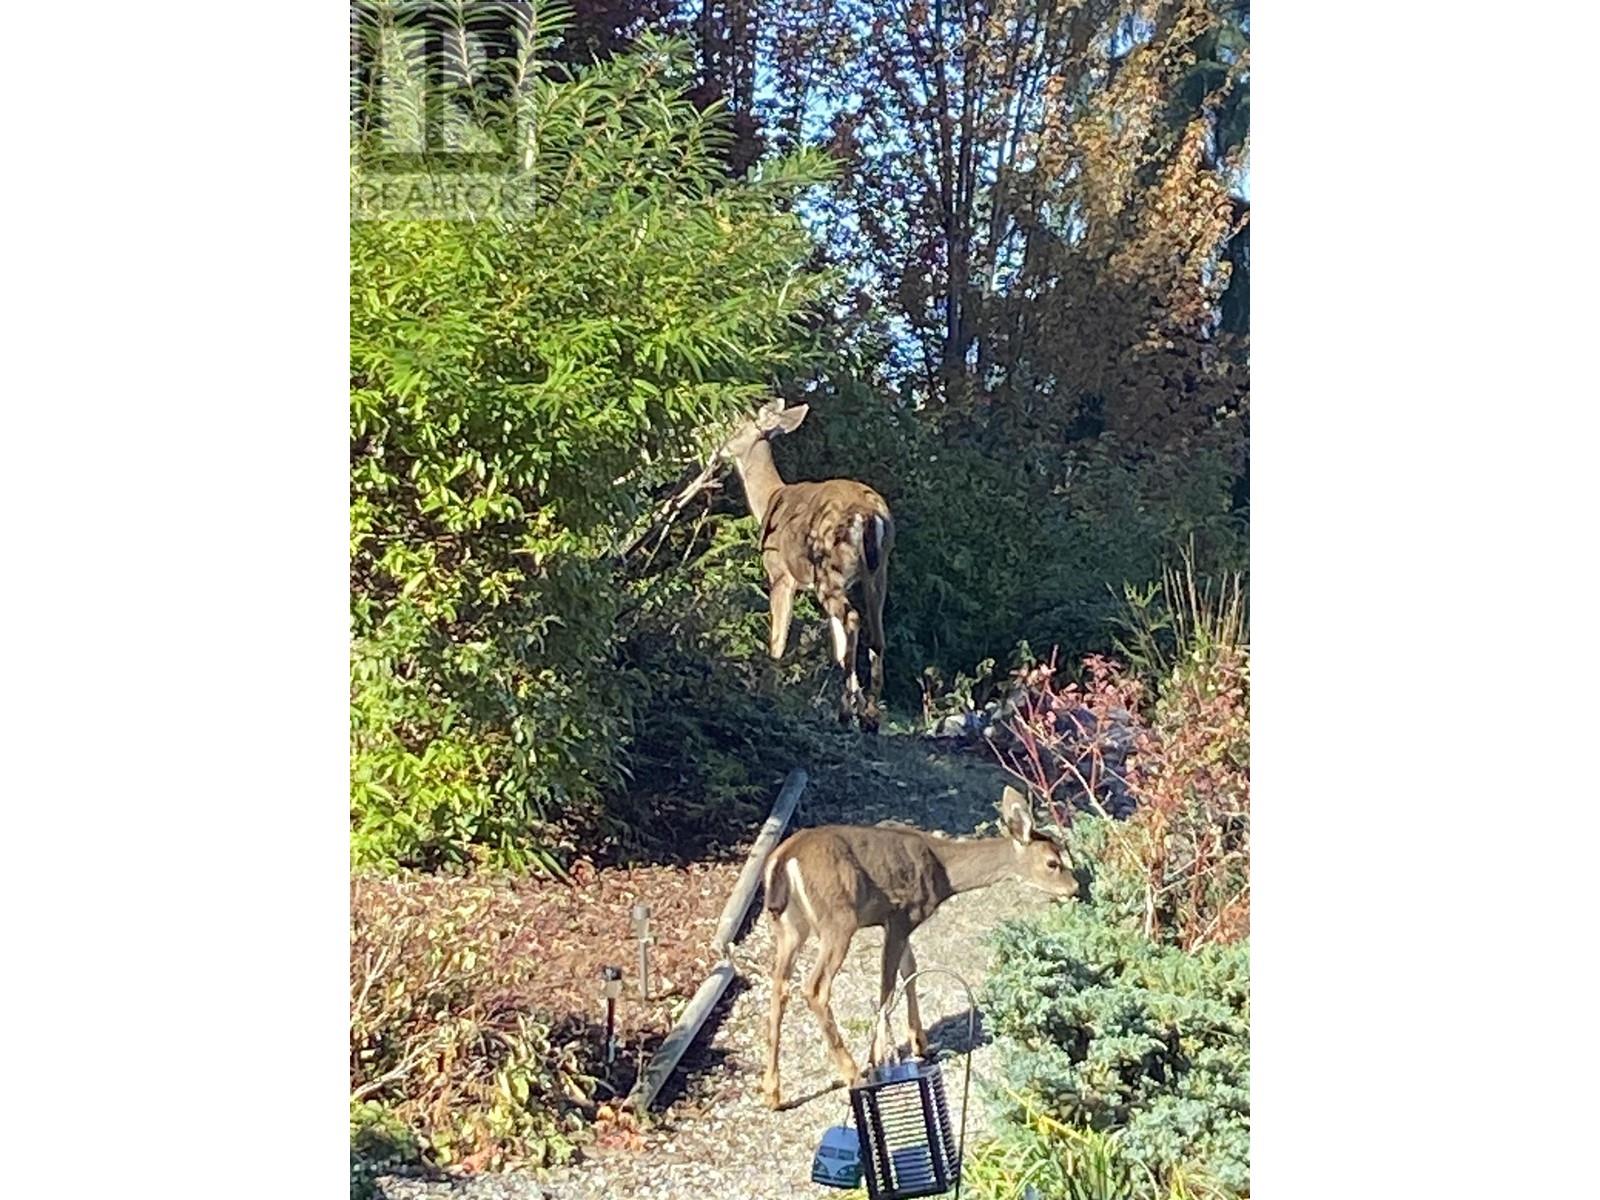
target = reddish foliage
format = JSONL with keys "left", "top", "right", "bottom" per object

{"left": 1000, "top": 646, "right": 1249, "bottom": 950}
{"left": 1001, "top": 648, "right": 1150, "bottom": 826}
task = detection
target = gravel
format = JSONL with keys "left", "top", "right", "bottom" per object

{"left": 378, "top": 1177, "right": 549, "bottom": 1200}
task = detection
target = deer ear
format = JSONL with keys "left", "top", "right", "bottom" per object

{"left": 771, "top": 403, "right": 809, "bottom": 435}
{"left": 1000, "top": 785, "right": 1034, "bottom": 844}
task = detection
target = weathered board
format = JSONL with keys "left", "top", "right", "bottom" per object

{"left": 630, "top": 767, "right": 807, "bottom": 1115}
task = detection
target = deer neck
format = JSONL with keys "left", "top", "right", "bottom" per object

{"left": 930, "top": 836, "right": 1018, "bottom": 896}
{"left": 732, "top": 439, "right": 786, "bottom": 527}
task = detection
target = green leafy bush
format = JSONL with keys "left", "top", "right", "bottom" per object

{"left": 966, "top": 1117, "right": 1229, "bottom": 1200}
{"left": 350, "top": 1099, "right": 422, "bottom": 1200}
{"left": 349, "top": 11, "right": 831, "bottom": 871}
{"left": 978, "top": 898, "right": 1250, "bottom": 1199}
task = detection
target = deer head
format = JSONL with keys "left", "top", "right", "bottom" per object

{"left": 717, "top": 398, "right": 810, "bottom": 462}
{"left": 999, "top": 785, "right": 1078, "bottom": 899}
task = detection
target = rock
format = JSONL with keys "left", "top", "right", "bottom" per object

{"left": 1056, "top": 706, "right": 1098, "bottom": 738}
{"left": 1103, "top": 710, "right": 1138, "bottom": 754}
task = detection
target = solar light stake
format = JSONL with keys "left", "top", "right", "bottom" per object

{"left": 601, "top": 966, "right": 622, "bottom": 1064}
{"left": 631, "top": 903, "right": 653, "bottom": 1000}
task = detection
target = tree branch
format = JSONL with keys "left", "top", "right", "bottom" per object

{"left": 615, "top": 454, "right": 725, "bottom": 565}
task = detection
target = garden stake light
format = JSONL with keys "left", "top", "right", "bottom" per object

{"left": 811, "top": 969, "right": 978, "bottom": 1200}
{"left": 601, "top": 966, "right": 622, "bottom": 1064}
{"left": 631, "top": 903, "right": 653, "bottom": 999}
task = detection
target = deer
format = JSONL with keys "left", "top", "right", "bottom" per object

{"left": 717, "top": 399, "right": 894, "bottom": 731}
{"left": 757, "top": 786, "right": 1079, "bottom": 1110}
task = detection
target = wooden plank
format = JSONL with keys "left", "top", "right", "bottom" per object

{"left": 629, "top": 961, "right": 736, "bottom": 1115}
{"left": 710, "top": 767, "right": 808, "bottom": 957}
{"left": 629, "top": 769, "right": 807, "bottom": 1115}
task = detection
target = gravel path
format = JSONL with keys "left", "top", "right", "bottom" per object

{"left": 377, "top": 738, "right": 1045, "bottom": 1200}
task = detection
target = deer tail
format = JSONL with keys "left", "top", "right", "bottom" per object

{"left": 763, "top": 846, "right": 791, "bottom": 917}
{"left": 861, "top": 511, "right": 883, "bottom": 573}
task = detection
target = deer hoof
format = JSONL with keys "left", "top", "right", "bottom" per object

{"left": 762, "top": 1086, "right": 782, "bottom": 1110}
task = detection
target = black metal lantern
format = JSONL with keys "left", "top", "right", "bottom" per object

{"left": 850, "top": 1059, "right": 961, "bottom": 1199}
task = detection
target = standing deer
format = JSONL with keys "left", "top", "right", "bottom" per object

{"left": 758, "top": 786, "right": 1078, "bottom": 1109}
{"left": 718, "top": 399, "right": 894, "bottom": 731}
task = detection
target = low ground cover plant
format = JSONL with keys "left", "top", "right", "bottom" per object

{"left": 977, "top": 890, "right": 1250, "bottom": 1199}
{"left": 349, "top": 856, "right": 751, "bottom": 1192}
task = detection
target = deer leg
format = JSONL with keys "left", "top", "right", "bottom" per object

{"left": 860, "top": 567, "right": 888, "bottom": 733}
{"left": 767, "top": 573, "right": 797, "bottom": 660}
{"left": 762, "top": 910, "right": 807, "bottom": 1110}
{"left": 821, "top": 591, "right": 849, "bottom": 666}
{"left": 821, "top": 590, "right": 860, "bottom": 723}
{"left": 803, "top": 927, "right": 860, "bottom": 1088}
{"left": 872, "top": 921, "right": 910, "bottom": 1065}
{"left": 839, "top": 610, "right": 862, "bottom": 723}
{"left": 899, "top": 942, "right": 928, "bottom": 1058}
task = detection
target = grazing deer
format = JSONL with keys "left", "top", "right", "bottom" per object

{"left": 718, "top": 399, "right": 894, "bottom": 731}
{"left": 758, "top": 786, "right": 1078, "bottom": 1109}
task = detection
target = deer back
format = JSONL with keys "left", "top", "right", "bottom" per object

{"left": 766, "top": 824, "right": 953, "bottom": 931}
{"left": 762, "top": 480, "right": 892, "bottom": 590}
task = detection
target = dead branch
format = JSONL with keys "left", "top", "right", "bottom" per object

{"left": 615, "top": 453, "right": 725, "bottom": 565}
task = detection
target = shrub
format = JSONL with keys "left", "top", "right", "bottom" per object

{"left": 966, "top": 1117, "right": 1232, "bottom": 1200}
{"left": 350, "top": 1099, "right": 422, "bottom": 1200}
{"left": 349, "top": 11, "right": 832, "bottom": 872}
{"left": 1115, "top": 556, "right": 1249, "bottom": 948}
{"left": 974, "top": 554, "right": 1250, "bottom": 1198}
{"left": 999, "top": 649, "right": 1149, "bottom": 822}
{"left": 1001, "top": 554, "right": 1250, "bottom": 949}
{"left": 349, "top": 877, "right": 589, "bottom": 1176}
{"left": 978, "top": 898, "right": 1250, "bottom": 1199}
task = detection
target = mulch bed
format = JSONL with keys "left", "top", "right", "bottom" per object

{"left": 513, "top": 857, "right": 745, "bottom": 1101}
{"left": 353, "top": 855, "right": 748, "bottom": 1150}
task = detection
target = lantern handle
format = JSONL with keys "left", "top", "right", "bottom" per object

{"left": 863, "top": 966, "right": 978, "bottom": 1200}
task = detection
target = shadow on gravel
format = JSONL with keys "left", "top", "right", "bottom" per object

{"left": 773, "top": 1078, "right": 847, "bottom": 1113}
{"left": 923, "top": 1005, "right": 992, "bottom": 1058}
{"left": 587, "top": 727, "right": 1016, "bottom": 875}
{"left": 796, "top": 734, "right": 1015, "bottom": 834}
